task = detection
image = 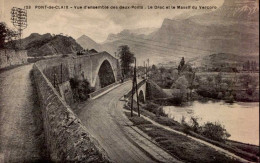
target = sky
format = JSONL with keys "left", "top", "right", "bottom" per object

{"left": 0, "top": 0, "right": 224, "bottom": 43}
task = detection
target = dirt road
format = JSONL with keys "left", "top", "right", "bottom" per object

{"left": 76, "top": 82, "right": 160, "bottom": 163}
{"left": 0, "top": 64, "right": 45, "bottom": 162}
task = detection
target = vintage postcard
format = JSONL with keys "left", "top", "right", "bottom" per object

{"left": 0, "top": 0, "right": 259, "bottom": 162}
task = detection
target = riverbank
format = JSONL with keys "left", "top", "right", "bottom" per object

{"left": 163, "top": 100, "right": 259, "bottom": 145}
{"left": 124, "top": 101, "right": 259, "bottom": 162}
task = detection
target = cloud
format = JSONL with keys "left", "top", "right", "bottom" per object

{"left": 1, "top": 0, "right": 225, "bottom": 42}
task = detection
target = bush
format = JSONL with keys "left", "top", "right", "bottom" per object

{"left": 201, "top": 122, "right": 230, "bottom": 142}
{"left": 190, "top": 116, "right": 201, "bottom": 133}
{"left": 143, "top": 102, "right": 167, "bottom": 117}
{"left": 217, "top": 92, "right": 223, "bottom": 99}
{"left": 197, "top": 85, "right": 218, "bottom": 99}
{"left": 170, "top": 89, "right": 186, "bottom": 105}
{"left": 70, "top": 78, "right": 95, "bottom": 102}
{"left": 168, "top": 96, "right": 184, "bottom": 105}
{"left": 181, "top": 116, "right": 191, "bottom": 135}
{"left": 235, "top": 91, "right": 259, "bottom": 102}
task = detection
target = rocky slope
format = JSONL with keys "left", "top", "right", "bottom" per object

{"left": 8, "top": 33, "right": 83, "bottom": 57}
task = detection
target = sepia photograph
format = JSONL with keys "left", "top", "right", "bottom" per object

{"left": 0, "top": 0, "right": 259, "bottom": 162}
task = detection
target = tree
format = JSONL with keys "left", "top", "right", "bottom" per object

{"left": 0, "top": 22, "right": 9, "bottom": 49}
{"left": 239, "top": 74, "right": 257, "bottom": 95}
{"left": 151, "top": 64, "right": 157, "bottom": 71}
{"left": 118, "top": 45, "right": 134, "bottom": 77}
{"left": 177, "top": 57, "right": 185, "bottom": 74}
{"left": 0, "top": 22, "right": 18, "bottom": 49}
{"left": 175, "top": 76, "right": 189, "bottom": 100}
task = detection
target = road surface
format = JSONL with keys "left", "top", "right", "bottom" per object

{"left": 76, "top": 82, "right": 158, "bottom": 163}
{"left": 0, "top": 64, "right": 45, "bottom": 162}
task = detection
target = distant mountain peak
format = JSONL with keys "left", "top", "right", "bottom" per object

{"left": 78, "top": 35, "right": 97, "bottom": 42}
{"left": 76, "top": 34, "right": 101, "bottom": 51}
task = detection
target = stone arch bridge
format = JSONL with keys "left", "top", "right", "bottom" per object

{"left": 68, "top": 51, "right": 121, "bottom": 89}
{"left": 124, "top": 79, "right": 147, "bottom": 103}
{"left": 37, "top": 51, "right": 121, "bottom": 95}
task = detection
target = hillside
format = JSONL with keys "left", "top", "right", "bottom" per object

{"left": 100, "top": 0, "right": 259, "bottom": 65}
{"left": 7, "top": 33, "right": 83, "bottom": 57}
{"left": 188, "top": 53, "right": 259, "bottom": 71}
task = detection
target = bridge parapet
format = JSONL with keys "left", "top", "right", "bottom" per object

{"left": 124, "top": 79, "right": 147, "bottom": 103}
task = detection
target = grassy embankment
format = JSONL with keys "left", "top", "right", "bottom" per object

{"left": 124, "top": 102, "right": 259, "bottom": 162}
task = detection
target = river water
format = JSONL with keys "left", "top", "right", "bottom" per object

{"left": 163, "top": 101, "right": 259, "bottom": 145}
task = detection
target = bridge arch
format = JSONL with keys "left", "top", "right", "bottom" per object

{"left": 94, "top": 59, "right": 116, "bottom": 89}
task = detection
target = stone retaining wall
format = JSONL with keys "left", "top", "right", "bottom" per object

{"left": 0, "top": 49, "right": 27, "bottom": 69}
{"left": 33, "top": 63, "right": 110, "bottom": 162}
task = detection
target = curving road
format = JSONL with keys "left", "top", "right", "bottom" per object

{"left": 0, "top": 64, "right": 45, "bottom": 162}
{"left": 76, "top": 82, "right": 160, "bottom": 163}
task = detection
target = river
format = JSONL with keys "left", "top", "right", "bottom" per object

{"left": 163, "top": 101, "right": 259, "bottom": 145}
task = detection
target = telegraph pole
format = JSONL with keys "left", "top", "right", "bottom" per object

{"left": 130, "top": 58, "right": 140, "bottom": 117}
{"left": 135, "top": 58, "right": 140, "bottom": 117}
{"left": 147, "top": 59, "right": 149, "bottom": 78}
{"left": 11, "top": 7, "right": 27, "bottom": 49}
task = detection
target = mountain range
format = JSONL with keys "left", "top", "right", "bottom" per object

{"left": 76, "top": 0, "right": 259, "bottom": 65}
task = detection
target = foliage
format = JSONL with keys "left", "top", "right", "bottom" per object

{"left": 169, "top": 92, "right": 185, "bottom": 105}
{"left": 70, "top": 78, "right": 95, "bottom": 101}
{"left": 190, "top": 116, "right": 201, "bottom": 133}
{"left": 143, "top": 102, "right": 167, "bottom": 117}
{"left": 159, "top": 66, "right": 166, "bottom": 73}
{"left": 235, "top": 91, "right": 259, "bottom": 102}
{"left": 197, "top": 84, "right": 218, "bottom": 99}
{"left": 215, "top": 72, "right": 223, "bottom": 88}
{"left": 182, "top": 115, "right": 230, "bottom": 142}
{"left": 243, "top": 60, "right": 258, "bottom": 71}
{"left": 0, "top": 22, "right": 18, "bottom": 49}
{"left": 118, "top": 45, "right": 134, "bottom": 77}
{"left": 177, "top": 57, "right": 185, "bottom": 74}
{"left": 151, "top": 64, "right": 157, "bottom": 71}
{"left": 181, "top": 116, "right": 191, "bottom": 134}
{"left": 206, "top": 76, "right": 214, "bottom": 83}
{"left": 239, "top": 74, "right": 256, "bottom": 89}
{"left": 201, "top": 122, "right": 231, "bottom": 142}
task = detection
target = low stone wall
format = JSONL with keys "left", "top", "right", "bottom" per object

{"left": 0, "top": 49, "right": 27, "bottom": 69}
{"left": 89, "top": 82, "right": 119, "bottom": 99}
{"left": 33, "top": 63, "right": 110, "bottom": 162}
{"left": 124, "top": 79, "right": 146, "bottom": 99}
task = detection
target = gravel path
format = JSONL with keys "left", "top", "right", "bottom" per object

{"left": 0, "top": 64, "right": 45, "bottom": 162}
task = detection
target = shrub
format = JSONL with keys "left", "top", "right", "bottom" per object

{"left": 197, "top": 85, "right": 218, "bottom": 99}
{"left": 217, "top": 92, "right": 223, "bottom": 99}
{"left": 246, "top": 87, "right": 254, "bottom": 96}
{"left": 201, "top": 122, "right": 230, "bottom": 142}
{"left": 181, "top": 116, "right": 191, "bottom": 135}
{"left": 143, "top": 102, "right": 167, "bottom": 117}
{"left": 70, "top": 78, "right": 95, "bottom": 102}
{"left": 168, "top": 96, "right": 184, "bottom": 105}
{"left": 189, "top": 116, "right": 201, "bottom": 133}
{"left": 170, "top": 88, "right": 186, "bottom": 105}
